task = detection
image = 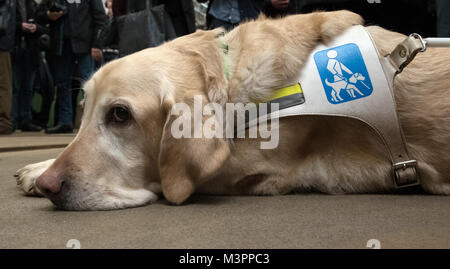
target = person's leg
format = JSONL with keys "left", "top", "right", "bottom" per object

{"left": 36, "top": 54, "right": 55, "bottom": 128}
{"left": 72, "top": 53, "right": 93, "bottom": 127}
{"left": 0, "top": 51, "right": 13, "bottom": 134}
{"left": 208, "top": 17, "right": 237, "bottom": 31}
{"left": 19, "top": 70, "right": 40, "bottom": 131}
{"left": 436, "top": 0, "right": 450, "bottom": 37}
{"left": 71, "top": 61, "right": 81, "bottom": 126}
{"left": 76, "top": 53, "right": 94, "bottom": 83}
{"left": 11, "top": 50, "right": 21, "bottom": 128}
{"left": 14, "top": 48, "right": 41, "bottom": 131}
{"left": 12, "top": 42, "right": 28, "bottom": 127}
{"left": 46, "top": 41, "right": 74, "bottom": 133}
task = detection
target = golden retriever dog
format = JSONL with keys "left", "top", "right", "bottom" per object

{"left": 15, "top": 11, "right": 450, "bottom": 210}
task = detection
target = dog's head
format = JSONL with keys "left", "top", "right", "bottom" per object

{"left": 35, "top": 29, "right": 231, "bottom": 210}
{"left": 34, "top": 11, "right": 363, "bottom": 210}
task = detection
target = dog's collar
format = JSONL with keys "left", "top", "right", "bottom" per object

{"left": 216, "top": 31, "right": 231, "bottom": 81}
{"left": 220, "top": 41, "right": 231, "bottom": 81}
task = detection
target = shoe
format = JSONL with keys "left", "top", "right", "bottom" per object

{"left": 32, "top": 120, "right": 48, "bottom": 130}
{"left": 0, "top": 126, "right": 13, "bottom": 135}
{"left": 20, "top": 123, "right": 43, "bottom": 132}
{"left": 45, "top": 124, "right": 73, "bottom": 134}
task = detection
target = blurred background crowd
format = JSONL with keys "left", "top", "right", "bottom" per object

{"left": 0, "top": 0, "right": 448, "bottom": 135}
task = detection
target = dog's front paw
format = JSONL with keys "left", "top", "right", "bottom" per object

{"left": 14, "top": 159, "right": 55, "bottom": 196}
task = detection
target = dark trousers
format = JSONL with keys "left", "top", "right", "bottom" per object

{"left": 0, "top": 51, "right": 12, "bottom": 131}
{"left": 12, "top": 44, "right": 37, "bottom": 127}
{"left": 32, "top": 54, "right": 55, "bottom": 128}
{"left": 48, "top": 40, "right": 93, "bottom": 127}
{"left": 437, "top": 0, "right": 450, "bottom": 37}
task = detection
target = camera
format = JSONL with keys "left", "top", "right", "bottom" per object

{"left": 48, "top": 0, "right": 67, "bottom": 14}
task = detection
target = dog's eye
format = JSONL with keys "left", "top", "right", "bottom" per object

{"left": 108, "top": 105, "right": 131, "bottom": 125}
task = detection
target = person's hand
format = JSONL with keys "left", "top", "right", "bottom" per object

{"left": 270, "top": 0, "right": 290, "bottom": 10}
{"left": 28, "top": 24, "right": 37, "bottom": 33}
{"left": 47, "top": 11, "right": 63, "bottom": 21}
{"left": 22, "top": 23, "right": 37, "bottom": 33}
{"left": 22, "top": 22, "right": 31, "bottom": 32}
{"left": 91, "top": 48, "right": 103, "bottom": 62}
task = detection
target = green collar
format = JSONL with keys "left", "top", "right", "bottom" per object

{"left": 219, "top": 40, "right": 231, "bottom": 81}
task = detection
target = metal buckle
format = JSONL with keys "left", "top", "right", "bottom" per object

{"left": 389, "top": 34, "right": 427, "bottom": 73}
{"left": 393, "top": 160, "right": 417, "bottom": 169}
{"left": 410, "top": 33, "right": 427, "bottom": 52}
{"left": 393, "top": 160, "right": 420, "bottom": 188}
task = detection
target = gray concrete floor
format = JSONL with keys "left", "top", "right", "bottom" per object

{"left": 0, "top": 148, "right": 449, "bottom": 249}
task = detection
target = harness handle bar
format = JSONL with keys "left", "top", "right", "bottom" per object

{"left": 388, "top": 34, "right": 450, "bottom": 73}
{"left": 425, "top": 38, "right": 450, "bottom": 48}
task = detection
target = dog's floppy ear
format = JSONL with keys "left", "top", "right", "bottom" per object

{"left": 158, "top": 92, "right": 230, "bottom": 205}
{"left": 167, "top": 28, "right": 229, "bottom": 105}
{"left": 158, "top": 29, "right": 231, "bottom": 204}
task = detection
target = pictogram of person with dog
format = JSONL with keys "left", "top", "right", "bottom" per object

{"left": 314, "top": 44, "right": 373, "bottom": 104}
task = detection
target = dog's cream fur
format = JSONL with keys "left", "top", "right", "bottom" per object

{"left": 15, "top": 11, "right": 450, "bottom": 210}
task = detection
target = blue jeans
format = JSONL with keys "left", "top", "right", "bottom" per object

{"left": 12, "top": 46, "right": 37, "bottom": 127}
{"left": 208, "top": 17, "right": 238, "bottom": 31}
{"left": 49, "top": 40, "right": 93, "bottom": 127}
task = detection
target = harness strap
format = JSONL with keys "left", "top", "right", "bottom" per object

{"left": 231, "top": 24, "right": 450, "bottom": 190}
{"left": 381, "top": 35, "right": 450, "bottom": 187}
{"left": 248, "top": 26, "right": 421, "bottom": 189}
{"left": 388, "top": 33, "right": 426, "bottom": 73}
{"left": 382, "top": 34, "right": 428, "bottom": 187}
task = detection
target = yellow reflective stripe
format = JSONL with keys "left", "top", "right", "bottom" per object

{"left": 259, "top": 83, "right": 303, "bottom": 103}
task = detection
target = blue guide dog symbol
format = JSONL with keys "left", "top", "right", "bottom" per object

{"left": 314, "top": 43, "right": 373, "bottom": 104}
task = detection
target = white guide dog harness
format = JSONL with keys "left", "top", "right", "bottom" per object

{"left": 247, "top": 25, "right": 450, "bottom": 189}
